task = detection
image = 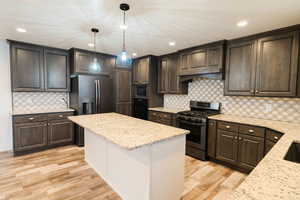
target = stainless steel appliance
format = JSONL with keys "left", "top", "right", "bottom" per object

{"left": 69, "top": 75, "right": 113, "bottom": 146}
{"left": 177, "top": 101, "right": 221, "bottom": 160}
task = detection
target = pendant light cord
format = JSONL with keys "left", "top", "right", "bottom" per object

{"left": 123, "top": 10, "right": 126, "bottom": 51}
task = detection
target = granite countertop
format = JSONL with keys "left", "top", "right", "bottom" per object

{"left": 68, "top": 113, "right": 189, "bottom": 150}
{"left": 148, "top": 107, "right": 188, "bottom": 114}
{"left": 208, "top": 114, "right": 300, "bottom": 200}
{"left": 12, "top": 108, "right": 75, "bottom": 115}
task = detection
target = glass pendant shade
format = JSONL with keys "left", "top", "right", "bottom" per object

{"left": 117, "top": 50, "right": 132, "bottom": 66}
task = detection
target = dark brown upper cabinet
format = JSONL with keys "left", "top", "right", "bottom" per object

{"left": 133, "top": 57, "right": 149, "bottom": 84}
{"left": 178, "top": 40, "right": 225, "bottom": 76}
{"left": 70, "top": 48, "right": 115, "bottom": 76}
{"left": 44, "top": 48, "right": 70, "bottom": 92}
{"left": 115, "top": 68, "right": 132, "bottom": 103}
{"left": 224, "top": 40, "right": 257, "bottom": 96}
{"left": 10, "top": 41, "right": 70, "bottom": 92}
{"left": 224, "top": 30, "right": 299, "bottom": 97}
{"left": 158, "top": 53, "right": 188, "bottom": 94}
{"left": 10, "top": 42, "right": 44, "bottom": 92}
{"left": 255, "top": 31, "right": 299, "bottom": 97}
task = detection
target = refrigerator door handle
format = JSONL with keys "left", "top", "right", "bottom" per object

{"left": 95, "top": 80, "right": 98, "bottom": 113}
{"left": 97, "top": 80, "right": 101, "bottom": 113}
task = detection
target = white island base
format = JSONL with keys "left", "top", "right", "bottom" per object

{"left": 84, "top": 129, "right": 186, "bottom": 200}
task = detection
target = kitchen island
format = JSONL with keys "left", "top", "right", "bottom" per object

{"left": 68, "top": 113, "right": 189, "bottom": 200}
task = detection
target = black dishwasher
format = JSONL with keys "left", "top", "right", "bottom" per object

{"left": 133, "top": 98, "right": 148, "bottom": 120}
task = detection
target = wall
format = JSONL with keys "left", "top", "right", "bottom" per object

{"left": 12, "top": 92, "right": 69, "bottom": 113}
{"left": 164, "top": 79, "right": 300, "bottom": 123}
{"left": 0, "top": 40, "right": 12, "bottom": 151}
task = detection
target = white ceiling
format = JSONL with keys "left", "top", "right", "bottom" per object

{"left": 1, "top": 0, "right": 300, "bottom": 57}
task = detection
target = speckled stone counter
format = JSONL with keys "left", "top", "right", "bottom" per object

{"left": 148, "top": 107, "right": 188, "bottom": 114}
{"left": 12, "top": 108, "right": 75, "bottom": 115}
{"left": 208, "top": 114, "right": 300, "bottom": 200}
{"left": 69, "top": 113, "right": 189, "bottom": 150}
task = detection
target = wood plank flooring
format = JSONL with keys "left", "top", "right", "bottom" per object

{"left": 0, "top": 146, "right": 246, "bottom": 200}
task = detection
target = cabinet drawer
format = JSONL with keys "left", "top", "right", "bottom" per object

{"left": 239, "top": 125, "right": 265, "bottom": 138}
{"left": 266, "top": 129, "right": 283, "bottom": 143}
{"left": 218, "top": 121, "right": 238, "bottom": 132}
{"left": 48, "top": 112, "right": 73, "bottom": 121}
{"left": 14, "top": 115, "right": 48, "bottom": 124}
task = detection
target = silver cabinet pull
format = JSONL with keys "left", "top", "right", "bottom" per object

{"left": 29, "top": 117, "right": 34, "bottom": 120}
{"left": 239, "top": 137, "right": 242, "bottom": 140}
{"left": 274, "top": 136, "right": 279, "bottom": 140}
{"left": 59, "top": 115, "right": 63, "bottom": 118}
{"left": 226, "top": 125, "right": 230, "bottom": 129}
{"left": 248, "top": 129, "right": 254, "bottom": 133}
{"left": 234, "top": 136, "right": 238, "bottom": 140}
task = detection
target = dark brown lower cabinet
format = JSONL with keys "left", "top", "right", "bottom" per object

{"left": 207, "top": 120, "right": 217, "bottom": 158}
{"left": 13, "top": 112, "right": 74, "bottom": 155}
{"left": 148, "top": 110, "right": 176, "bottom": 126}
{"left": 238, "top": 134, "right": 264, "bottom": 170}
{"left": 216, "top": 130, "right": 238, "bottom": 165}
{"left": 48, "top": 120, "right": 74, "bottom": 145}
{"left": 116, "top": 102, "right": 132, "bottom": 116}
{"left": 14, "top": 122, "right": 48, "bottom": 152}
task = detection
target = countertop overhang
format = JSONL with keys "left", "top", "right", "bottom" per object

{"left": 68, "top": 113, "right": 190, "bottom": 150}
{"left": 208, "top": 114, "right": 300, "bottom": 200}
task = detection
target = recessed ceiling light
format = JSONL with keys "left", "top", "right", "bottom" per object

{"left": 16, "top": 28, "right": 26, "bottom": 33}
{"left": 237, "top": 20, "right": 248, "bottom": 27}
{"left": 120, "top": 24, "right": 128, "bottom": 30}
{"left": 88, "top": 43, "right": 95, "bottom": 47}
{"left": 132, "top": 53, "right": 137, "bottom": 57}
{"left": 169, "top": 41, "right": 176, "bottom": 46}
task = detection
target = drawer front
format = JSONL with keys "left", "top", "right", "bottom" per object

{"left": 14, "top": 114, "right": 48, "bottom": 123}
{"left": 239, "top": 125, "right": 265, "bottom": 138}
{"left": 48, "top": 112, "right": 74, "bottom": 121}
{"left": 266, "top": 129, "right": 283, "bottom": 142}
{"left": 218, "top": 121, "right": 238, "bottom": 132}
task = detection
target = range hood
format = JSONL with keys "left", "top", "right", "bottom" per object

{"left": 180, "top": 72, "right": 223, "bottom": 82}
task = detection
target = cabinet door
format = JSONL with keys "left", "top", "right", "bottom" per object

{"left": 132, "top": 60, "right": 139, "bottom": 83}
{"left": 224, "top": 40, "right": 257, "bottom": 96}
{"left": 116, "top": 102, "right": 132, "bottom": 116}
{"left": 11, "top": 43, "right": 44, "bottom": 92}
{"left": 14, "top": 122, "right": 47, "bottom": 151}
{"left": 75, "top": 51, "right": 92, "bottom": 73}
{"left": 168, "top": 54, "right": 180, "bottom": 93}
{"left": 207, "top": 47, "right": 221, "bottom": 67}
{"left": 159, "top": 58, "right": 168, "bottom": 93}
{"left": 265, "top": 140, "right": 275, "bottom": 155}
{"left": 179, "top": 53, "right": 190, "bottom": 73}
{"left": 48, "top": 120, "right": 74, "bottom": 145}
{"left": 44, "top": 48, "right": 70, "bottom": 92}
{"left": 99, "top": 54, "right": 115, "bottom": 75}
{"left": 207, "top": 120, "right": 217, "bottom": 158}
{"left": 139, "top": 58, "right": 149, "bottom": 84}
{"left": 116, "top": 69, "right": 132, "bottom": 102}
{"left": 238, "top": 134, "right": 264, "bottom": 170}
{"left": 216, "top": 130, "right": 238, "bottom": 165}
{"left": 255, "top": 31, "right": 299, "bottom": 97}
{"left": 190, "top": 49, "right": 207, "bottom": 69}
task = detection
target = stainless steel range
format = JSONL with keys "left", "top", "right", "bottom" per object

{"left": 177, "top": 101, "right": 221, "bottom": 160}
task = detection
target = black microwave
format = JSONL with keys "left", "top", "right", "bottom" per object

{"left": 135, "top": 84, "right": 147, "bottom": 97}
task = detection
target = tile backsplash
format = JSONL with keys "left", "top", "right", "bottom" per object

{"left": 12, "top": 92, "right": 69, "bottom": 112}
{"left": 164, "top": 79, "right": 300, "bottom": 123}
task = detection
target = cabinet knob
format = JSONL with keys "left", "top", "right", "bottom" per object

{"left": 234, "top": 136, "right": 238, "bottom": 140}
{"left": 255, "top": 90, "right": 259, "bottom": 93}
{"left": 274, "top": 136, "right": 279, "bottom": 140}
{"left": 29, "top": 117, "right": 34, "bottom": 120}
{"left": 248, "top": 129, "right": 254, "bottom": 133}
{"left": 239, "top": 137, "right": 242, "bottom": 140}
{"left": 226, "top": 125, "right": 230, "bottom": 129}
{"left": 250, "top": 89, "right": 254, "bottom": 93}
{"left": 59, "top": 115, "right": 63, "bottom": 118}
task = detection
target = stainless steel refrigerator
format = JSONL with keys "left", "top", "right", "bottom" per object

{"left": 69, "top": 74, "right": 113, "bottom": 146}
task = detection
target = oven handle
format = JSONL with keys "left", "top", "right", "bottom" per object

{"left": 178, "top": 120, "right": 205, "bottom": 126}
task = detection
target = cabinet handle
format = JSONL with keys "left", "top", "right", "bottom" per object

{"left": 226, "top": 125, "right": 230, "bottom": 129}
{"left": 274, "top": 136, "right": 279, "bottom": 140}
{"left": 239, "top": 137, "right": 243, "bottom": 141}
{"left": 248, "top": 129, "right": 254, "bottom": 133}
{"left": 59, "top": 115, "right": 63, "bottom": 118}
{"left": 234, "top": 136, "right": 238, "bottom": 140}
{"left": 250, "top": 89, "right": 254, "bottom": 93}
{"left": 29, "top": 117, "right": 35, "bottom": 120}
{"left": 255, "top": 90, "right": 259, "bottom": 93}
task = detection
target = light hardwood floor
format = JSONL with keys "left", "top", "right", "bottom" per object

{"left": 0, "top": 146, "right": 246, "bottom": 200}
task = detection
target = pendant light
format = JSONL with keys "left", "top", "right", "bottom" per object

{"left": 117, "top": 3, "right": 132, "bottom": 66}
{"left": 90, "top": 28, "right": 101, "bottom": 72}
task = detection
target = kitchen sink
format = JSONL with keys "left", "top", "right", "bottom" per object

{"left": 284, "top": 142, "right": 300, "bottom": 164}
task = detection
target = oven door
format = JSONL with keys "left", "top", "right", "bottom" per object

{"left": 178, "top": 120, "right": 207, "bottom": 151}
